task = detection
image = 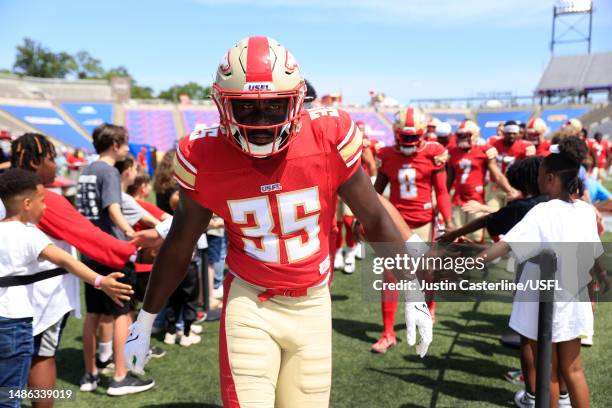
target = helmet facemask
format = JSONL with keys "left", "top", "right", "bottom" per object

{"left": 213, "top": 84, "right": 305, "bottom": 158}
{"left": 456, "top": 131, "right": 473, "bottom": 149}
{"left": 395, "top": 130, "right": 421, "bottom": 155}
{"left": 525, "top": 130, "right": 541, "bottom": 145}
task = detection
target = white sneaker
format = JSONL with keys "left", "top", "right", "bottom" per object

{"left": 333, "top": 249, "right": 344, "bottom": 270}
{"left": 355, "top": 243, "right": 364, "bottom": 260}
{"left": 559, "top": 392, "right": 572, "bottom": 407}
{"left": 514, "top": 390, "right": 535, "bottom": 408}
{"left": 343, "top": 247, "right": 356, "bottom": 274}
{"left": 179, "top": 333, "right": 202, "bottom": 347}
{"left": 190, "top": 324, "right": 203, "bottom": 335}
{"left": 163, "top": 332, "right": 177, "bottom": 345}
{"left": 212, "top": 286, "right": 224, "bottom": 299}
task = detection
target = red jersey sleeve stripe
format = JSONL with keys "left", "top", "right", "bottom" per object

{"left": 174, "top": 174, "right": 195, "bottom": 191}
{"left": 345, "top": 147, "right": 363, "bottom": 168}
{"left": 176, "top": 146, "right": 197, "bottom": 175}
{"left": 337, "top": 120, "right": 356, "bottom": 151}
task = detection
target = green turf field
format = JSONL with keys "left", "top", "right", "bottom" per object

{"left": 39, "top": 255, "right": 611, "bottom": 408}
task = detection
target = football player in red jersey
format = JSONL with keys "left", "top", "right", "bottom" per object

{"left": 525, "top": 118, "right": 551, "bottom": 157}
{"left": 125, "top": 37, "right": 433, "bottom": 407}
{"left": 487, "top": 120, "right": 536, "bottom": 210}
{"left": 434, "top": 121, "right": 456, "bottom": 149}
{"left": 369, "top": 107, "right": 452, "bottom": 353}
{"left": 448, "top": 120, "right": 517, "bottom": 242}
{"left": 424, "top": 117, "right": 440, "bottom": 141}
{"left": 592, "top": 132, "right": 608, "bottom": 181}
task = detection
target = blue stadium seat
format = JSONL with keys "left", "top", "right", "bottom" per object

{"left": 0, "top": 103, "right": 92, "bottom": 150}
{"left": 60, "top": 103, "right": 113, "bottom": 135}
{"left": 429, "top": 113, "right": 467, "bottom": 132}
{"left": 125, "top": 109, "right": 177, "bottom": 152}
{"left": 476, "top": 111, "right": 533, "bottom": 139}
{"left": 181, "top": 110, "right": 220, "bottom": 135}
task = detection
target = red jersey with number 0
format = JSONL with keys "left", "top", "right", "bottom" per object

{"left": 174, "top": 108, "right": 362, "bottom": 289}
{"left": 377, "top": 142, "right": 447, "bottom": 227}
{"left": 449, "top": 144, "right": 497, "bottom": 205}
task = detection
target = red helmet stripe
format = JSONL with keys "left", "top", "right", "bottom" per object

{"left": 527, "top": 118, "right": 535, "bottom": 129}
{"left": 404, "top": 107, "right": 415, "bottom": 127}
{"left": 246, "top": 36, "right": 273, "bottom": 82}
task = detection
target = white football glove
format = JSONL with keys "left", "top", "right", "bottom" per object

{"left": 405, "top": 301, "right": 433, "bottom": 358}
{"left": 125, "top": 311, "right": 156, "bottom": 374}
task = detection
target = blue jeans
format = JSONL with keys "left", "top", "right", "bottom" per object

{"left": 207, "top": 234, "right": 227, "bottom": 289}
{"left": 0, "top": 317, "right": 33, "bottom": 408}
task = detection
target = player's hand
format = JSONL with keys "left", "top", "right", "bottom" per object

{"left": 125, "top": 320, "right": 151, "bottom": 375}
{"left": 100, "top": 272, "right": 134, "bottom": 306}
{"left": 506, "top": 188, "right": 522, "bottom": 202}
{"left": 405, "top": 301, "right": 433, "bottom": 358}
{"left": 130, "top": 229, "right": 164, "bottom": 250}
{"left": 461, "top": 200, "right": 486, "bottom": 214}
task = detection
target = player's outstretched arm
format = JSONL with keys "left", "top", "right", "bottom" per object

{"left": 127, "top": 191, "right": 212, "bottom": 373}
{"left": 339, "top": 168, "right": 434, "bottom": 357}
{"left": 142, "top": 190, "right": 212, "bottom": 314}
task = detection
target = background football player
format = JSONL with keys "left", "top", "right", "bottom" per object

{"left": 125, "top": 36, "right": 433, "bottom": 408}
{"left": 486, "top": 120, "right": 535, "bottom": 211}
{"left": 368, "top": 107, "right": 451, "bottom": 353}
{"left": 447, "top": 120, "right": 518, "bottom": 242}
{"left": 524, "top": 117, "right": 551, "bottom": 157}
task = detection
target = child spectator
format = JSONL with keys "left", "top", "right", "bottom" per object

{"left": 440, "top": 156, "right": 546, "bottom": 242}
{"left": 114, "top": 157, "right": 159, "bottom": 229}
{"left": 76, "top": 124, "right": 153, "bottom": 395}
{"left": 476, "top": 137, "right": 601, "bottom": 407}
{"left": 127, "top": 173, "right": 171, "bottom": 228}
{"left": 0, "top": 169, "right": 133, "bottom": 405}
{"left": 153, "top": 149, "right": 179, "bottom": 215}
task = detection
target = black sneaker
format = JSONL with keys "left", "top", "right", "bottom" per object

{"left": 148, "top": 346, "right": 166, "bottom": 359}
{"left": 79, "top": 373, "right": 100, "bottom": 392}
{"left": 96, "top": 355, "right": 115, "bottom": 375}
{"left": 106, "top": 372, "right": 155, "bottom": 396}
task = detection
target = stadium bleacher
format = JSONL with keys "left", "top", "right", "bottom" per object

{"left": 476, "top": 110, "right": 533, "bottom": 139}
{"left": 349, "top": 111, "right": 393, "bottom": 145}
{"left": 125, "top": 108, "right": 177, "bottom": 152}
{"left": 0, "top": 102, "right": 92, "bottom": 150}
{"left": 181, "top": 109, "right": 219, "bottom": 135}
{"left": 60, "top": 102, "right": 114, "bottom": 135}
{"left": 540, "top": 107, "right": 591, "bottom": 134}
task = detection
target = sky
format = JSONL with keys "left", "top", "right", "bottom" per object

{"left": 0, "top": 0, "right": 611, "bottom": 105}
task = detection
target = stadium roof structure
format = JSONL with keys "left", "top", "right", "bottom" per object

{"left": 535, "top": 52, "right": 612, "bottom": 98}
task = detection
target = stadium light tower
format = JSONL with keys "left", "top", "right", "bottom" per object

{"left": 550, "top": 0, "right": 594, "bottom": 54}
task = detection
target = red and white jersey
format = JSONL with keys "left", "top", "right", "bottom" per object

{"left": 174, "top": 108, "right": 362, "bottom": 290}
{"left": 449, "top": 144, "right": 497, "bottom": 205}
{"left": 377, "top": 142, "right": 447, "bottom": 227}
{"left": 491, "top": 138, "right": 535, "bottom": 173}
{"left": 585, "top": 138, "right": 595, "bottom": 158}
{"left": 535, "top": 139, "right": 552, "bottom": 157}
{"left": 368, "top": 137, "right": 385, "bottom": 157}
{"left": 593, "top": 139, "right": 608, "bottom": 168}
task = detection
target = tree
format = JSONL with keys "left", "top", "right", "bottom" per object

{"left": 12, "top": 38, "right": 76, "bottom": 78}
{"left": 104, "top": 65, "right": 130, "bottom": 79}
{"left": 158, "top": 81, "right": 211, "bottom": 101}
{"left": 132, "top": 85, "right": 155, "bottom": 99}
{"left": 74, "top": 50, "right": 104, "bottom": 79}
